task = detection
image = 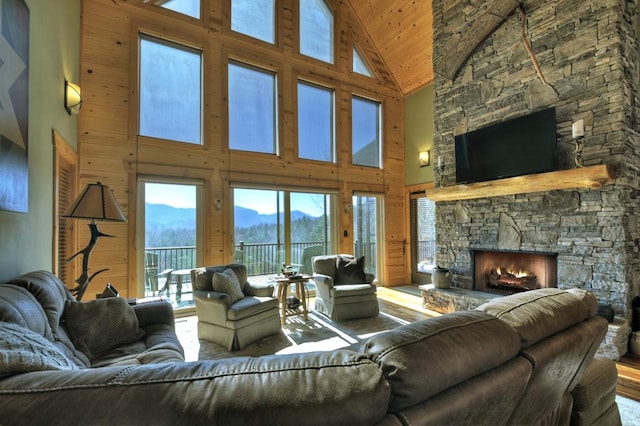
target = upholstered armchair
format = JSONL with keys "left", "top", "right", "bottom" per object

{"left": 312, "top": 254, "right": 379, "bottom": 321}
{"left": 191, "top": 264, "right": 281, "bottom": 350}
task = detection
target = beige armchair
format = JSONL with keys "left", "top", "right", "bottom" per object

{"left": 312, "top": 254, "right": 379, "bottom": 321}
{"left": 191, "top": 264, "right": 281, "bottom": 350}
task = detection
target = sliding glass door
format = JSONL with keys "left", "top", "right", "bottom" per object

{"left": 233, "top": 188, "right": 335, "bottom": 276}
{"left": 138, "top": 179, "right": 203, "bottom": 309}
{"left": 352, "top": 193, "right": 382, "bottom": 278}
{"left": 410, "top": 195, "right": 436, "bottom": 284}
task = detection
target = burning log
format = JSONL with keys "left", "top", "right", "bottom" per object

{"left": 488, "top": 267, "right": 537, "bottom": 293}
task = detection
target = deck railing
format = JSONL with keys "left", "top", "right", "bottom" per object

{"left": 146, "top": 240, "right": 434, "bottom": 281}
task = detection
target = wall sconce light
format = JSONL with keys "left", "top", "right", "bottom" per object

{"left": 419, "top": 150, "right": 431, "bottom": 167}
{"left": 65, "top": 81, "right": 82, "bottom": 115}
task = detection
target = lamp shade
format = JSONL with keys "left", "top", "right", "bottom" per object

{"left": 63, "top": 182, "right": 127, "bottom": 222}
{"left": 65, "top": 81, "right": 82, "bottom": 115}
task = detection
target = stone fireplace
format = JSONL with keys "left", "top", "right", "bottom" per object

{"left": 472, "top": 249, "right": 557, "bottom": 294}
{"left": 425, "top": 0, "right": 640, "bottom": 359}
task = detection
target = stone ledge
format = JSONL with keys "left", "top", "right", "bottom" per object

{"left": 419, "top": 285, "right": 500, "bottom": 314}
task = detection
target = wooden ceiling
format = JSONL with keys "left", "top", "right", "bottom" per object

{"left": 346, "top": 0, "right": 433, "bottom": 96}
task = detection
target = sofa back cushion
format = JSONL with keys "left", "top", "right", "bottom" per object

{"left": 476, "top": 288, "right": 598, "bottom": 349}
{"left": 362, "top": 310, "right": 521, "bottom": 411}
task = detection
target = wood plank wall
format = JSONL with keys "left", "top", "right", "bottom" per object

{"left": 79, "top": 0, "right": 407, "bottom": 298}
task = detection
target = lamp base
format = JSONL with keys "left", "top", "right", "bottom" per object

{"left": 66, "top": 222, "right": 113, "bottom": 300}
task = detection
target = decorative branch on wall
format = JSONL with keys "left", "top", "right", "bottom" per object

{"left": 517, "top": 6, "right": 559, "bottom": 96}
{"left": 433, "top": 0, "right": 519, "bottom": 80}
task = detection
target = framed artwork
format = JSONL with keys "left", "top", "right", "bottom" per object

{"left": 0, "top": 0, "right": 29, "bottom": 213}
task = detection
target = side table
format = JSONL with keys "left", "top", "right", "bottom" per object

{"left": 272, "top": 275, "right": 311, "bottom": 325}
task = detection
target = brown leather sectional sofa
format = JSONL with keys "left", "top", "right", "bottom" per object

{"left": 0, "top": 271, "right": 616, "bottom": 425}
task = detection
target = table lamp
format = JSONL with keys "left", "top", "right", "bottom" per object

{"left": 63, "top": 182, "right": 127, "bottom": 300}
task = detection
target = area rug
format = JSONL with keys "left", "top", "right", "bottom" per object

{"left": 616, "top": 395, "right": 640, "bottom": 426}
{"left": 176, "top": 310, "right": 410, "bottom": 362}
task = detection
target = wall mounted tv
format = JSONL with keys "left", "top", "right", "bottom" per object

{"left": 455, "top": 107, "right": 557, "bottom": 184}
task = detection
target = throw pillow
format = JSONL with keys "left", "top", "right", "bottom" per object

{"left": 212, "top": 268, "right": 245, "bottom": 304}
{"left": 0, "top": 322, "right": 80, "bottom": 377}
{"left": 335, "top": 255, "right": 367, "bottom": 284}
{"left": 63, "top": 298, "right": 145, "bottom": 360}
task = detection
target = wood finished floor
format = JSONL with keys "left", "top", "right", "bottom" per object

{"left": 618, "top": 353, "right": 640, "bottom": 402}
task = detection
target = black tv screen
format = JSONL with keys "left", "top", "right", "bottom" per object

{"left": 455, "top": 107, "right": 557, "bottom": 184}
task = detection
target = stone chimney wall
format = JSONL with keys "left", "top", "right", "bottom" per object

{"left": 431, "top": 0, "right": 640, "bottom": 319}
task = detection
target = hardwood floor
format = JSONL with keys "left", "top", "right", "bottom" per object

{"left": 618, "top": 353, "right": 640, "bottom": 402}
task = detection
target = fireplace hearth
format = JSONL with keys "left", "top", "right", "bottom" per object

{"left": 472, "top": 250, "right": 557, "bottom": 295}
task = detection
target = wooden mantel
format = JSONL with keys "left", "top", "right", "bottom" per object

{"left": 425, "top": 165, "right": 615, "bottom": 202}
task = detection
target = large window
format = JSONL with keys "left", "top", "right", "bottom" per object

{"left": 299, "top": 0, "right": 333, "bottom": 63}
{"left": 231, "top": 0, "right": 276, "bottom": 44}
{"left": 228, "top": 61, "right": 278, "bottom": 154}
{"left": 352, "top": 95, "right": 382, "bottom": 168}
{"left": 233, "top": 188, "right": 334, "bottom": 276}
{"left": 139, "top": 35, "right": 202, "bottom": 145}
{"left": 298, "top": 81, "right": 334, "bottom": 162}
{"left": 139, "top": 179, "right": 203, "bottom": 309}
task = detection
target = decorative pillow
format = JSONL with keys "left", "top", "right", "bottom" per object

{"left": 63, "top": 298, "right": 145, "bottom": 360}
{"left": 335, "top": 255, "right": 367, "bottom": 284}
{"left": 212, "top": 268, "right": 245, "bottom": 304}
{"left": 0, "top": 322, "right": 79, "bottom": 378}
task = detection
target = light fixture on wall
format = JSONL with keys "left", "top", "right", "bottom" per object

{"left": 63, "top": 182, "right": 127, "bottom": 300}
{"left": 419, "top": 150, "right": 431, "bottom": 167}
{"left": 65, "top": 81, "right": 82, "bottom": 115}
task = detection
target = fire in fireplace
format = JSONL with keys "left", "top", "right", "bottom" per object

{"left": 472, "top": 250, "right": 557, "bottom": 295}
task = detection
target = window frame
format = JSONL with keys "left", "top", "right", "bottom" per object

{"left": 298, "top": 0, "right": 335, "bottom": 65}
{"left": 228, "top": 0, "right": 278, "bottom": 46}
{"left": 137, "top": 32, "right": 205, "bottom": 146}
{"left": 296, "top": 78, "right": 336, "bottom": 163}
{"left": 136, "top": 176, "right": 205, "bottom": 311}
{"left": 351, "top": 93, "right": 383, "bottom": 169}
{"left": 226, "top": 58, "right": 280, "bottom": 155}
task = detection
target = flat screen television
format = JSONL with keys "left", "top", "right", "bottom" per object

{"left": 455, "top": 107, "right": 557, "bottom": 184}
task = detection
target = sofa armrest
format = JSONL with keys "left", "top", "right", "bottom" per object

{"left": 133, "top": 301, "right": 175, "bottom": 330}
{"left": 313, "top": 273, "right": 334, "bottom": 301}
{"left": 313, "top": 273, "right": 334, "bottom": 289}
{"left": 244, "top": 281, "right": 275, "bottom": 297}
{"left": 365, "top": 273, "right": 375, "bottom": 284}
{"left": 194, "top": 294, "right": 231, "bottom": 324}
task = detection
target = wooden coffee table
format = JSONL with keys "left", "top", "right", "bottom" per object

{"left": 272, "top": 275, "right": 311, "bottom": 325}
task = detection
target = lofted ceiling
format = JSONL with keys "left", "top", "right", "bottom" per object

{"left": 346, "top": 0, "right": 434, "bottom": 96}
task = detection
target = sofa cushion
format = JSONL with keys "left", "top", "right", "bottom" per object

{"left": 335, "top": 255, "right": 367, "bottom": 284}
{"left": 63, "top": 298, "right": 145, "bottom": 359}
{"left": 212, "top": 269, "right": 245, "bottom": 304}
{"left": 0, "top": 284, "right": 52, "bottom": 339}
{"left": 476, "top": 288, "right": 597, "bottom": 349}
{"left": 8, "top": 270, "right": 75, "bottom": 335}
{"left": 362, "top": 310, "right": 522, "bottom": 411}
{"left": 0, "top": 322, "right": 79, "bottom": 377}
